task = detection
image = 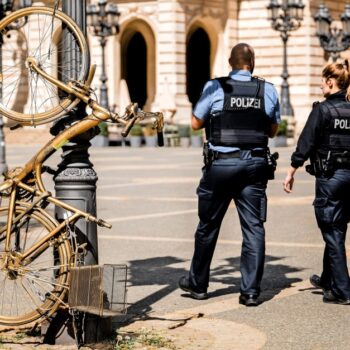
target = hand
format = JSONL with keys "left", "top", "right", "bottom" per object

{"left": 283, "top": 167, "right": 297, "bottom": 194}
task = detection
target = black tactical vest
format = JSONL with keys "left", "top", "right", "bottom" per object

{"left": 318, "top": 98, "right": 350, "bottom": 153}
{"left": 206, "top": 77, "right": 271, "bottom": 149}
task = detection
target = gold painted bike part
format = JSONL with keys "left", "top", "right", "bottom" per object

{"left": 0, "top": 6, "right": 164, "bottom": 327}
{"left": 0, "top": 6, "right": 90, "bottom": 125}
{"left": 0, "top": 202, "right": 71, "bottom": 326}
{"left": 10, "top": 58, "right": 164, "bottom": 193}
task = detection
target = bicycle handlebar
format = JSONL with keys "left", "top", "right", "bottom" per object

{"left": 121, "top": 117, "right": 137, "bottom": 137}
{"left": 86, "top": 215, "right": 112, "bottom": 229}
{"left": 110, "top": 104, "right": 164, "bottom": 147}
{"left": 97, "top": 219, "right": 112, "bottom": 229}
{"left": 27, "top": 59, "right": 165, "bottom": 146}
{"left": 157, "top": 131, "right": 164, "bottom": 147}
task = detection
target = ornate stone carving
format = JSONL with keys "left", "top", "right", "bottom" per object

{"left": 55, "top": 167, "right": 98, "bottom": 182}
{"left": 181, "top": 1, "right": 227, "bottom": 25}
{"left": 121, "top": 4, "right": 157, "bottom": 17}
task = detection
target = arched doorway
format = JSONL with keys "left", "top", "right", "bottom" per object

{"left": 186, "top": 28, "right": 211, "bottom": 107}
{"left": 122, "top": 32, "right": 147, "bottom": 109}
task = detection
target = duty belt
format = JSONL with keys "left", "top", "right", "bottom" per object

{"left": 213, "top": 150, "right": 266, "bottom": 159}
{"left": 307, "top": 151, "right": 350, "bottom": 177}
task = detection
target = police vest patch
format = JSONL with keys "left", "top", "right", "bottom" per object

{"left": 334, "top": 118, "right": 350, "bottom": 130}
{"left": 230, "top": 97, "right": 262, "bottom": 109}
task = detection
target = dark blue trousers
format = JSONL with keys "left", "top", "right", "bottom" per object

{"left": 314, "top": 169, "right": 350, "bottom": 299}
{"left": 189, "top": 152, "right": 268, "bottom": 296}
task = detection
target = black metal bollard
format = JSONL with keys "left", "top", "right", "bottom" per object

{"left": 43, "top": 0, "right": 111, "bottom": 345}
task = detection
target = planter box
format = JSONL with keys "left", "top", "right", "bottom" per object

{"left": 145, "top": 136, "right": 157, "bottom": 147}
{"left": 180, "top": 137, "right": 190, "bottom": 147}
{"left": 269, "top": 136, "right": 287, "bottom": 147}
{"left": 91, "top": 135, "right": 109, "bottom": 147}
{"left": 130, "top": 136, "right": 142, "bottom": 147}
{"left": 191, "top": 135, "right": 203, "bottom": 148}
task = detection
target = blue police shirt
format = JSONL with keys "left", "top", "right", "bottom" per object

{"left": 193, "top": 70, "right": 281, "bottom": 152}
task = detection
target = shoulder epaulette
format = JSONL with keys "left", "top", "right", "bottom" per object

{"left": 252, "top": 75, "right": 266, "bottom": 82}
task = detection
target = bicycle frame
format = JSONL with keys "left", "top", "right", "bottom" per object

{"left": 0, "top": 58, "right": 164, "bottom": 268}
{"left": 12, "top": 59, "right": 163, "bottom": 192}
{"left": 0, "top": 6, "right": 156, "bottom": 325}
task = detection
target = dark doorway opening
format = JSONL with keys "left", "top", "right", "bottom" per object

{"left": 122, "top": 32, "right": 147, "bottom": 109}
{"left": 186, "top": 28, "right": 211, "bottom": 107}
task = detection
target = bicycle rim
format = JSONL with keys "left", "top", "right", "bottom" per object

{"left": 0, "top": 6, "right": 90, "bottom": 125}
{"left": 0, "top": 202, "right": 71, "bottom": 326}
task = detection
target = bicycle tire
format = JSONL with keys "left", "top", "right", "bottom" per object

{"left": 0, "top": 202, "right": 71, "bottom": 326}
{"left": 0, "top": 6, "right": 90, "bottom": 125}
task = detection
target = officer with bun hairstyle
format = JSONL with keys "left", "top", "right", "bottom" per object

{"left": 284, "top": 60, "right": 350, "bottom": 305}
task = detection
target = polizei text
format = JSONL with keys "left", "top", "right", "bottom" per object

{"left": 230, "top": 97, "right": 261, "bottom": 109}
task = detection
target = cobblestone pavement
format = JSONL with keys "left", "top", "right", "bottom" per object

{"left": 1, "top": 144, "right": 350, "bottom": 349}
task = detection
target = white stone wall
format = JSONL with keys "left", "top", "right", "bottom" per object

{"left": 18, "top": 0, "right": 350, "bottom": 130}
{"left": 91, "top": 0, "right": 347, "bottom": 128}
{"left": 238, "top": 0, "right": 350, "bottom": 135}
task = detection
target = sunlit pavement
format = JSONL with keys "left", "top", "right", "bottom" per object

{"left": 6, "top": 144, "right": 350, "bottom": 350}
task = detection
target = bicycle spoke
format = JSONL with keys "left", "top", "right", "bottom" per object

{"left": 32, "top": 15, "right": 56, "bottom": 59}
{"left": 23, "top": 272, "right": 69, "bottom": 290}
{"left": 0, "top": 204, "right": 70, "bottom": 324}
{"left": 25, "top": 262, "right": 70, "bottom": 270}
{"left": 0, "top": 7, "right": 89, "bottom": 124}
{"left": 23, "top": 273, "right": 69, "bottom": 308}
{"left": 8, "top": 278, "right": 15, "bottom": 316}
{"left": 0, "top": 276, "right": 7, "bottom": 316}
{"left": 21, "top": 278, "right": 47, "bottom": 312}
{"left": 3, "top": 74, "right": 21, "bottom": 108}
{"left": 13, "top": 280, "right": 19, "bottom": 316}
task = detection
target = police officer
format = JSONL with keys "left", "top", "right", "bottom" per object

{"left": 284, "top": 60, "right": 350, "bottom": 305}
{"left": 178, "top": 43, "right": 280, "bottom": 306}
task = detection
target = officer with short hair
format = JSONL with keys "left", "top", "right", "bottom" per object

{"left": 179, "top": 43, "right": 280, "bottom": 306}
{"left": 284, "top": 60, "right": 350, "bottom": 305}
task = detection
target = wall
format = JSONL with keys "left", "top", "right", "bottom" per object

{"left": 8, "top": 0, "right": 350, "bottom": 137}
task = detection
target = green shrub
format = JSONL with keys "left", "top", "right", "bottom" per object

{"left": 191, "top": 128, "right": 203, "bottom": 136}
{"left": 129, "top": 124, "right": 143, "bottom": 136}
{"left": 177, "top": 124, "right": 190, "bottom": 138}
{"left": 98, "top": 122, "right": 109, "bottom": 137}
{"left": 277, "top": 119, "right": 287, "bottom": 136}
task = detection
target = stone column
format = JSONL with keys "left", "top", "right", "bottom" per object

{"left": 156, "top": 0, "right": 192, "bottom": 123}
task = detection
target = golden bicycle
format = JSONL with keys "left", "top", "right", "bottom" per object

{"left": 0, "top": 6, "right": 164, "bottom": 326}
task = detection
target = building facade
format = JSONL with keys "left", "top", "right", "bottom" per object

{"left": 6, "top": 0, "right": 350, "bottom": 141}
{"left": 86, "top": 0, "right": 348, "bottom": 136}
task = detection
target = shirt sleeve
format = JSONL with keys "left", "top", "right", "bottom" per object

{"left": 264, "top": 83, "right": 281, "bottom": 124}
{"left": 291, "top": 103, "right": 323, "bottom": 168}
{"left": 193, "top": 80, "right": 219, "bottom": 121}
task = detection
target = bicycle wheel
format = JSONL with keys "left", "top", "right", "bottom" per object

{"left": 0, "top": 202, "right": 71, "bottom": 326}
{"left": 0, "top": 6, "right": 90, "bottom": 125}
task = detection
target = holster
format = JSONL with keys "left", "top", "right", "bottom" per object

{"left": 266, "top": 149, "right": 279, "bottom": 180}
{"left": 306, "top": 152, "right": 334, "bottom": 177}
{"left": 306, "top": 157, "right": 322, "bottom": 177}
{"left": 203, "top": 142, "right": 214, "bottom": 168}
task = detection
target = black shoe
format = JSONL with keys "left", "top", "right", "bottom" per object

{"left": 309, "top": 274, "right": 326, "bottom": 290}
{"left": 323, "top": 290, "right": 350, "bottom": 305}
{"left": 178, "top": 276, "right": 208, "bottom": 300}
{"left": 239, "top": 294, "right": 259, "bottom": 307}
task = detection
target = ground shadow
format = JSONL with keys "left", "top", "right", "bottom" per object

{"left": 204, "top": 255, "right": 304, "bottom": 302}
{"left": 114, "top": 254, "right": 305, "bottom": 326}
